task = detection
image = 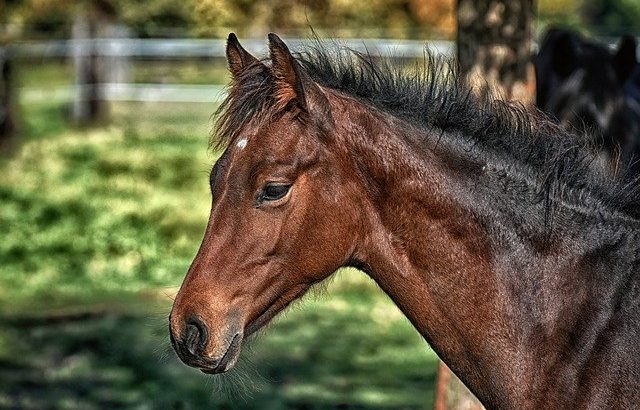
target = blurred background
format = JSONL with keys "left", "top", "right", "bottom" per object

{"left": 1, "top": 1, "right": 639, "bottom": 409}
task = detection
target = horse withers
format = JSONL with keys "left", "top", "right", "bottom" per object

{"left": 170, "top": 34, "right": 640, "bottom": 409}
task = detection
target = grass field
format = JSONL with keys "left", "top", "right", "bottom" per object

{"left": 0, "top": 96, "right": 440, "bottom": 408}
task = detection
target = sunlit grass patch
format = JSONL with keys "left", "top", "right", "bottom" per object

{"left": 1, "top": 101, "right": 215, "bottom": 306}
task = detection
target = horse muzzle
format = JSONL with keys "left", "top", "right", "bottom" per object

{"left": 169, "top": 315, "right": 243, "bottom": 374}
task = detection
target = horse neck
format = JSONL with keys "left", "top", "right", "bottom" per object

{"left": 329, "top": 93, "right": 638, "bottom": 408}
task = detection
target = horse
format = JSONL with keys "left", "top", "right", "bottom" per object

{"left": 535, "top": 28, "right": 640, "bottom": 173}
{"left": 625, "top": 64, "right": 640, "bottom": 152}
{"left": 170, "top": 33, "right": 640, "bottom": 409}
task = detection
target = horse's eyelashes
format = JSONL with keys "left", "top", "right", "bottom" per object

{"left": 260, "top": 184, "right": 291, "bottom": 202}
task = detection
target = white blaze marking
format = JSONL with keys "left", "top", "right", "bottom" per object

{"left": 236, "top": 138, "right": 248, "bottom": 150}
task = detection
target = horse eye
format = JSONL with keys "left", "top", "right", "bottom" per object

{"left": 260, "top": 184, "right": 291, "bottom": 202}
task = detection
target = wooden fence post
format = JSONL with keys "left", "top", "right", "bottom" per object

{"left": 71, "top": 0, "right": 121, "bottom": 125}
{"left": 101, "top": 23, "right": 131, "bottom": 86}
{"left": 434, "top": 362, "right": 484, "bottom": 410}
{"left": 0, "top": 45, "right": 17, "bottom": 150}
{"left": 72, "top": 11, "right": 104, "bottom": 125}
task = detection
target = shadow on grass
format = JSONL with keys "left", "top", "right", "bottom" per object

{"left": 0, "top": 289, "right": 438, "bottom": 409}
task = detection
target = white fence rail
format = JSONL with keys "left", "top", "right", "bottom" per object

{"left": 11, "top": 38, "right": 454, "bottom": 59}
{"left": 10, "top": 37, "right": 637, "bottom": 59}
{"left": 11, "top": 37, "right": 635, "bottom": 104}
{"left": 11, "top": 38, "right": 455, "bottom": 104}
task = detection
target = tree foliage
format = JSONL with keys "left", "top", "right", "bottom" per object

{"left": 583, "top": 0, "right": 640, "bottom": 36}
{"left": 5, "top": 0, "right": 456, "bottom": 39}
{"left": 5, "top": 0, "right": 195, "bottom": 38}
{"left": 538, "top": 0, "right": 585, "bottom": 32}
{"left": 193, "top": 0, "right": 455, "bottom": 39}
{"left": 2, "top": 0, "right": 639, "bottom": 39}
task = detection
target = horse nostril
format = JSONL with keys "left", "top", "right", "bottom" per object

{"left": 183, "top": 316, "right": 208, "bottom": 356}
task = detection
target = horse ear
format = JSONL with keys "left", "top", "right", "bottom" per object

{"left": 550, "top": 30, "right": 577, "bottom": 79}
{"left": 226, "top": 33, "right": 263, "bottom": 80}
{"left": 268, "top": 33, "right": 308, "bottom": 111}
{"left": 613, "top": 35, "right": 637, "bottom": 85}
{"left": 267, "top": 33, "right": 327, "bottom": 115}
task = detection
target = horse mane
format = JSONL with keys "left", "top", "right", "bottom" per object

{"left": 213, "top": 41, "right": 640, "bottom": 219}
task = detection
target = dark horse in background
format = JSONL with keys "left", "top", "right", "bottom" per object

{"left": 535, "top": 28, "right": 640, "bottom": 174}
{"left": 170, "top": 33, "right": 640, "bottom": 409}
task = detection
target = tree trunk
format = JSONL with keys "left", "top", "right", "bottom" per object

{"left": 72, "top": 0, "right": 119, "bottom": 126}
{"left": 72, "top": 12, "right": 105, "bottom": 126}
{"left": 457, "top": 0, "right": 535, "bottom": 104}
{"left": 435, "top": 1, "right": 536, "bottom": 409}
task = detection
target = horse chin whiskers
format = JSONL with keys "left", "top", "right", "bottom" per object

{"left": 141, "top": 306, "right": 178, "bottom": 365}
{"left": 201, "top": 342, "right": 266, "bottom": 403}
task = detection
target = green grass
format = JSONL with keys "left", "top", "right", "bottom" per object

{"left": 132, "top": 60, "right": 231, "bottom": 85}
{"left": 0, "top": 101, "right": 214, "bottom": 306}
{"left": 0, "top": 272, "right": 439, "bottom": 409}
{"left": 18, "top": 60, "right": 76, "bottom": 88}
{"left": 0, "top": 98, "right": 439, "bottom": 408}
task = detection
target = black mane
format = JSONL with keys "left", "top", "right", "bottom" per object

{"left": 213, "top": 42, "right": 640, "bottom": 219}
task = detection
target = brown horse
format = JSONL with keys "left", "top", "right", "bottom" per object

{"left": 170, "top": 33, "right": 640, "bottom": 409}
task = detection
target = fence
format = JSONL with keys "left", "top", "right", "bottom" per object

{"left": 5, "top": 36, "right": 638, "bottom": 107}
{"left": 8, "top": 38, "right": 454, "bottom": 108}
{"left": 13, "top": 38, "right": 454, "bottom": 59}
